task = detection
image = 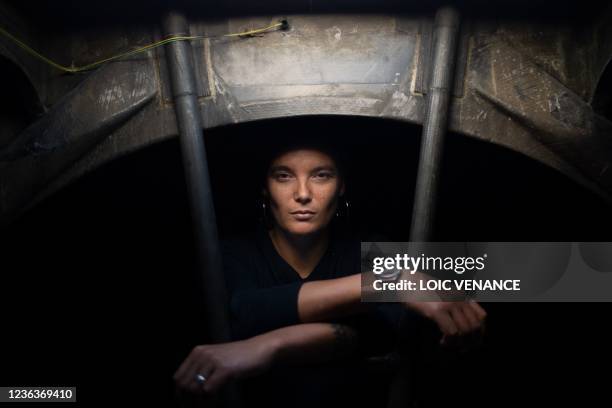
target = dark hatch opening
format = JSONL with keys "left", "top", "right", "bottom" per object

{"left": 1, "top": 115, "right": 611, "bottom": 406}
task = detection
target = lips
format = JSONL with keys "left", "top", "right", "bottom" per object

{"left": 290, "top": 210, "right": 316, "bottom": 220}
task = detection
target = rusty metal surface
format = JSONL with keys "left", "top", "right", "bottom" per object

{"left": 0, "top": 59, "right": 157, "bottom": 222}
{"left": 1, "top": 7, "right": 612, "bottom": 224}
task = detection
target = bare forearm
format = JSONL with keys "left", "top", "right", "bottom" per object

{"left": 297, "top": 273, "right": 368, "bottom": 322}
{"left": 257, "top": 323, "right": 359, "bottom": 366}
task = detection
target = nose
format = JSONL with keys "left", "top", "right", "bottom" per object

{"left": 293, "top": 178, "right": 312, "bottom": 204}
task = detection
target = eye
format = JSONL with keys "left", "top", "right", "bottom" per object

{"left": 313, "top": 171, "right": 334, "bottom": 180}
{"left": 273, "top": 172, "right": 293, "bottom": 181}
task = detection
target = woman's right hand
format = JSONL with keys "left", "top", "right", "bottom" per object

{"left": 405, "top": 299, "right": 487, "bottom": 348}
{"left": 173, "top": 336, "right": 277, "bottom": 395}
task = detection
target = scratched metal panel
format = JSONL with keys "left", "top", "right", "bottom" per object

{"left": 210, "top": 15, "right": 417, "bottom": 107}
{"left": 2, "top": 9, "right": 612, "bottom": 223}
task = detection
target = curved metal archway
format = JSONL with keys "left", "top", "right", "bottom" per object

{"left": 1, "top": 7, "right": 611, "bottom": 226}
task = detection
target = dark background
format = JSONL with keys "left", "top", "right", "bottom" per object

{"left": 5, "top": 1, "right": 599, "bottom": 26}
{"left": 1, "top": 115, "right": 611, "bottom": 406}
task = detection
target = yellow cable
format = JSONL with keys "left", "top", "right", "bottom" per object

{"left": 0, "top": 21, "right": 285, "bottom": 74}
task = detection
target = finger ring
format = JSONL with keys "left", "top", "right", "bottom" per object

{"left": 195, "top": 373, "right": 207, "bottom": 384}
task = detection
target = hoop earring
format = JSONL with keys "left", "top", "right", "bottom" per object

{"left": 259, "top": 199, "right": 274, "bottom": 229}
{"left": 336, "top": 197, "right": 350, "bottom": 219}
{"left": 344, "top": 198, "right": 350, "bottom": 220}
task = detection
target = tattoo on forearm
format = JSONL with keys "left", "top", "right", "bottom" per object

{"left": 331, "top": 323, "right": 359, "bottom": 355}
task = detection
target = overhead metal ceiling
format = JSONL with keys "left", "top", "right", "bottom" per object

{"left": 0, "top": 1, "right": 611, "bottom": 224}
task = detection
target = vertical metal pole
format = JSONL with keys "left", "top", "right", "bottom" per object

{"left": 162, "top": 12, "right": 231, "bottom": 344}
{"left": 163, "top": 12, "right": 242, "bottom": 407}
{"left": 410, "top": 6, "right": 461, "bottom": 242}
{"left": 388, "top": 7, "right": 461, "bottom": 408}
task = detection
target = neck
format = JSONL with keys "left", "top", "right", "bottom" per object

{"left": 269, "top": 225, "right": 330, "bottom": 279}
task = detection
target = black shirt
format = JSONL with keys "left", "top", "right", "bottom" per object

{"left": 222, "top": 222, "right": 402, "bottom": 408}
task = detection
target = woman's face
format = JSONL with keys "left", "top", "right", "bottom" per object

{"left": 265, "top": 148, "right": 344, "bottom": 236}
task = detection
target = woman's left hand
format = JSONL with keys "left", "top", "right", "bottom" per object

{"left": 174, "top": 337, "right": 276, "bottom": 394}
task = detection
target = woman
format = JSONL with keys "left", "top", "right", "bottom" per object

{"left": 174, "top": 138, "right": 486, "bottom": 407}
